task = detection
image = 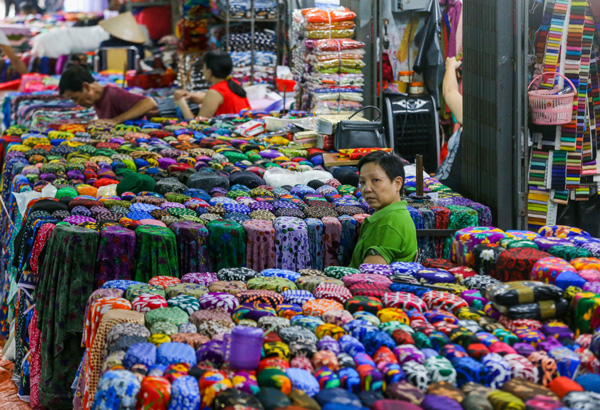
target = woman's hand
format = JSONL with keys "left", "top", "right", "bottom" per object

{"left": 174, "top": 89, "right": 190, "bottom": 102}
{"left": 445, "top": 57, "right": 462, "bottom": 72}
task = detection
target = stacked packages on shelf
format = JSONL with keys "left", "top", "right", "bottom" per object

{"left": 215, "top": 0, "right": 278, "bottom": 19}
{"left": 230, "top": 50, "right": 277, "bottom": 86}
{"left": 223, "top": 30, "right": 277, "bottom": 86}
{"left": 292, "top": 7, "right": 365, "bottom": 114}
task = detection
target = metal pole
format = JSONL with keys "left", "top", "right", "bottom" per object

{"left": 416, "top": 154, "right": 424, "bottom": 197}
{"left": 514, "top": 0, "right": 529, "bottom": 229}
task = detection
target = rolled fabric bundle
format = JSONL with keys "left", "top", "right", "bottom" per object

{"left": 132, "top": 225, "right": 178, "bottom": 282}
{"left": 422, "top": 291, "right": 468, "bottom": 314}
{"left": 494, "top": 248, "right": 551, "bottom": 282}
{"left": 305, "top": 218, "right": 324, "bottom": 271}
{"left": 242, "top": 219, "right": 276, "bottom": 272}
{"left": 274, "top": 217, "right": 312, "bottom": 271}
{"left": 530, "top": 257, "right": 576, "bottom": 284}
{"left": 207, "top": 220, "right": 247, "bottom": 271}
{"left": 169, "top": 221, "right": 210, "bottom": 275}
{"left": 571, "top": 257, "right": 600, "bottom": 271}
{"left": 485, "top": 281, "right": 563, "bottom": 306}
{"left": 36, "top": 224, "right": 100, "bottom": 409}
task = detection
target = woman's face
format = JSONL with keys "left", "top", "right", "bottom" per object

{"left": 202, "top": 63, "right": 212, "bottom": 81}
{"left": 359, "top": 162, "right": 403, "bottom": 211}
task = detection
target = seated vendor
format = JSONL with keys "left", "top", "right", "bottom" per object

{"left": 59, "top": 64, "right": 158, "bottom": 125}
{"left": 349, "top": 152, "right": 418, "bottom": 268}
{"left": 174, "top": 50, "right": 250, "bottom": 119}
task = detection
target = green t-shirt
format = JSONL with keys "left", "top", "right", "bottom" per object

{"left": 350, "top": 200, "right": 418, "bottom": 268}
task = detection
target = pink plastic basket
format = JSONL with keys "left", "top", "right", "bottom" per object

{"left": 527, "top": 72, "right": 576, "bottom": 125}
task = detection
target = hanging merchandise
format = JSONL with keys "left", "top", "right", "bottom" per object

{"left": 528, "top": 0, "right": 600, "bottom": 231}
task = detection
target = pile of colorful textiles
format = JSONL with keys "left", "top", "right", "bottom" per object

{"left": 0, "top": 113, "right": 598, "bottom": 409}
{"left": 292, "top": 8, "right": 364, "bottom": 114}
{"left": 230, "top": 51, "right": 277, "bottom": 86}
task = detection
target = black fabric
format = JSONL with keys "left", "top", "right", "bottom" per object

{"left": 256, "top": 387, "right": 290, "bottom": 410}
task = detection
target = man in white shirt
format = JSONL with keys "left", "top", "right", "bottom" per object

{"left": 0, "top": 29, "right": 27, "bottom": 75}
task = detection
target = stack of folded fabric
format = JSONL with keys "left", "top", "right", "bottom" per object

{"left": 216, "top": 0, "right": 277, "bottom": 19}
{"left": 230, "top": 51, "right": 277, "bottom": 86}
{"left": 224, "top": 30, "right": 277, "bottom": 52}
{"left": 292, "top": 7, "right": 364, "bottom": 114}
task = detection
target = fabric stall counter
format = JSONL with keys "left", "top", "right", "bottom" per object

{"left": 1, "top": 108, "right": 599, "bottom": 409}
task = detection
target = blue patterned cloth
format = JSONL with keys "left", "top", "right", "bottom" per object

{"left": 124, "top": 343, "right": 156, "bottom": 370}
{"left": 156, "top": 342, "right": 197, "bottom": 367}
{"left": 287, "top": 368, "right": 320, "bottom": 396}
{"left": 101, "top": 280, "right": 145, "bottom": 291}
{"left": 262, "top": 268, "right": 301, "bottom": 282}
{"left": 168, "top": 375, "right": 201, "bottom": 410}
{"left": 92, "top": 370, "right": 141, "bottom": 410}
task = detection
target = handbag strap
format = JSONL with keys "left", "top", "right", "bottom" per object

{"left": 347, "top": 105, "right": 382, "bottom": 122}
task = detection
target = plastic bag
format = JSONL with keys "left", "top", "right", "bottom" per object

{"left": 305, "top": 29, "right": 355, "bottom": 39}
{"left": 315, "top": 66, "right": 362, "bottom": 74}
{"left": 493, "top": 298, "right": 569, "bottom": 320}
{"left": 310, "top": 50, "right": 365, "bottom": 60}
{"left": 485, "top": 281, "right": 564, "bottom": 306}
{"left": 313, "top": 59, "right": 365, "bottom": 70}
{"left": 302, "top": 7, "right": 356, "bottom": 23}
{"left": 304, "top": 21, "right": 355, "bottom": 31}
{"left": 305, "top": 39, "right": 365, "bottom": 51}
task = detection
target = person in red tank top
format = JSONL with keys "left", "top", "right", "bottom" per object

{"left": 174, "top": 50, "right": 250, "bottom": 119}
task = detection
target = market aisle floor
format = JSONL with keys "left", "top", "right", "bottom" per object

{"left": 0, "top": 355, "right": 32, "bottom": 410}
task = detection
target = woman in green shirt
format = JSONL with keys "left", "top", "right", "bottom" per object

{"left": 350, "top": 152, "right": 418, "bottom": 268}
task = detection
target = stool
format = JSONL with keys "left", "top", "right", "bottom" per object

{"left": 242, "top": 219, "right": 276, "bottom": 272}
{"left": 305, "top": 218, "right": 324, "bottom": 271}
{"left": 338, "top": 215, "right": 357, "bottom": 266}
{"left": 133, "top": 225, "right": 179, "bottom": 282}
{"left": 169, "top": 221, "right": 211, "bottom": 275}
{"left": 207, "top": 220, "right": 247, "bottom": 271}
{"left": 95, "top": 225, "right": 136, "bottom": 288}
{"left": 273, "top": 217, "right": 311, "bottom": 271}
{"left": 322, "top": 217, "right": 342, "bottom": 267}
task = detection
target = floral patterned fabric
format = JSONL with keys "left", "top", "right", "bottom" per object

{"left": 133, "top": 225, "right": 179, "bottom": 282}
{"left": 35, "top": 224, "right": 99, "bottom": 409}
{"left": 95, "top": 226, "right": 136, "bottom": 288}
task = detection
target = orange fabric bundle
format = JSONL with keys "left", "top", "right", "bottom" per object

{"left": 77, "top": 185, "right": 98, "bottom": 197}
{"left": 302, "top": 7, "right": 356, "bottom": 23}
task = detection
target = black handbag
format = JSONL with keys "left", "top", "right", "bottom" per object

{"left": 334, "top": 106, "right": 387, "bottom": 151}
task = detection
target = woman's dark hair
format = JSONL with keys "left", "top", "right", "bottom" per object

{"left": 59, "top": 64, "right": 96, "bottom": 95}
{"left": 201, "top": 50, "right": 246, "bottom": 98}
{"left": 357, "top": 151, "right": 406, "bottom": 190}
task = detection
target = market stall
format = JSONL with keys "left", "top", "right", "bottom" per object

{"left": 0, "top": 1, "right": 598, "bottom": 410}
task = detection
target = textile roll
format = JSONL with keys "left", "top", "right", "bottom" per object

{"left": 169, "top": 221, "right": 210, "bottom": 275}
{"left": 243, "top": 219, "right": 277, "bottom": 272}
{"left": 494, "top": 248, "right": 552, "bottom": 282}
{"left": 450, "top": 227, "right": 507, "bottom": 267}
{"left": 82, "top": 309, "right": 145, "bottom": 410}
{"left": 95, "top": 225, "right": 136, "bottom": 288}
{"left": 208, "top": 220, "right": 247, "bottom": 271}
{"left": 35, "top": 224, "right": 99, "bottom": 409}
{"left": 472, "top": 244, "right": 506, "bottom": 277}
{"left": 322, "top": 216, "right": 342, "bottom": 267}
{"left": 274, "top": 217, "right": 311, "bottom": 271}
{"left": 530, "top": 257, "right": 577, "bottom": 284}
{"left": 305, "top": 218, "right": 324, "bottom": 271}
{"left": 338, "top": 215, "right": 357, "bottom": 266}
{"left": 133, "top": 225, "right": 179, "bottom": 282}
